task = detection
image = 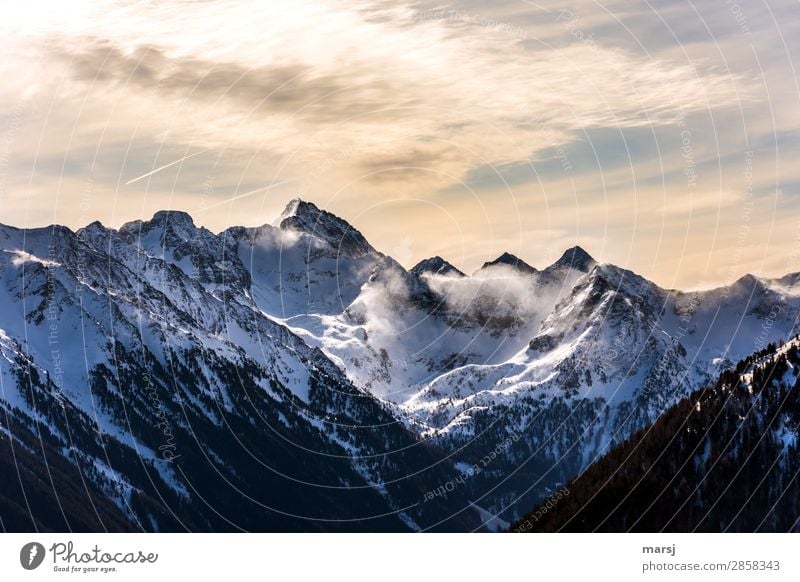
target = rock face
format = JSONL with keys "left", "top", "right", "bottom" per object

{"left": 224, "top": 200, "right": 383, "bottom": 318}
{"left": 2, "top": 199, "right": 798, "bottom": 530}
{"left": 475, "top": 252, "right": 538, "bottom": 275}
{"left": 0, "top": 215, "right": 477, "bottom": 532}
{"left": 411, "top": 256, "right": 465, "bottom": 278}
{"left": 544, "top": 245, "right": 597, "bottom": 273}
{"left": 514, "top": 338, "right": 800, "bottom": 532}
{"left": 276, "top": 198, "right": 377, "bottom": 258}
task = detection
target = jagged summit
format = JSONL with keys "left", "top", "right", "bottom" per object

{"left": 3, "top": 197, "right": 800, "bottom": 533}
{"left": 411, "top": 256, "right": 465, "bottom": 278}
{"left": 120, "top": 209, "right": 196, "bottom": 233}
{"left": 275, "top": 198, "right": 376, "bottom": 258}
{"left": 476, "top": 251, "right": 537, "bottom": 275}
{"left": 152, "top": 209, "right": 195, "bottom": 227}
{"left": 546, "top": 245, "right": 596, "bottom": 272}
{"left": 774, "top": 271, "right": 800, "bottom": 288}
{"left": 277, "top": 198, "right": 317, "bottom": 223}
{"left": 77, "top": 220, "right": 110, "bottom": 248}
{"left": 732, "top": 273, "right": 761, "bottom": 287}
{"left": 725, "top": 273, "right": 772, "bottom": 300}
{"left": 84, "top": 220, "right": 105, "bottom": 231}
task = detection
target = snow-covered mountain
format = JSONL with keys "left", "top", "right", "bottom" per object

{"left": 514, "top": 336, "right": 800, "bottom": 532}
{"left": 411, "top": 256, "right": 465, "bottom": 278}
{"left": 400, "top": 263, "right": 800, "bottom": 521}
{"left": 475, "top": 252, "right": 538, "bottom": 275}
{"left": 0, "top": 215, "right": 478, "bottom": 531}
{"left": 1, "top": 198, "right": 798, "bottom": 530}
{"left": 226, "top": 199, "right": 383, "bottom": 317}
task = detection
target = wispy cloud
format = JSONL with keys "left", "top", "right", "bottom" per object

{"left": 0, "top": 0, "right": 795, "bottom": 288}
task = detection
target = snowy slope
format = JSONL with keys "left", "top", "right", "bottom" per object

{"left": 2, "top": 199, "right": 799, "bottom": 529}
{"left": 225, "top": 200, "right": 382, "bottom": 318}
{"left": 0, "top": 218, "right": 480, "bottom": 532}
{"left": 514, "top": 336, "right": 800, "bottom": 532}
{"left": 399, "top": 262, "right": 800, "bottom": 521}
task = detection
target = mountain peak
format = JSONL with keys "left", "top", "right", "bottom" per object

{"left": 277, "top": 198, "right": 319, "bottom": 223}
{"left": 77, "top": 220, "right": 110, "bottom": 247}
{"left": 411, "top": 256, "right": 465, "bottom": 278}
{"left": 477, "top": 252, "right": 537, "bottom": 275}
{"left": 275, "top": 198, "right": 376, "bottom": 258}
{"left": 120, "top": 210, "right": 196, "bottom": 234}
{"left": 81, "top": 220, "right": 108, "bottom": 235}
{"left": 151, "top": 209, "right": 195, "bottom": 229}
{"left": 729, "top": 273, "right": 766, "bottom": 293}
{"left": 548, "top": 245, "right": 596, "bottom": 272}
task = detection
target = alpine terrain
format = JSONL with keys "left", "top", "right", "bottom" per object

{"left": 514, "top": 337, "right": 800, "bottom": 532}
{"left": 0, "top": 199, "right": 797, "bottom": 531}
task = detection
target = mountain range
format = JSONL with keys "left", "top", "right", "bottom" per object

{"left": 514, "top": 337, "right": 800, "bottom": 532}
{"left": 0, "top": 198, "right": 797, "bottom": 531}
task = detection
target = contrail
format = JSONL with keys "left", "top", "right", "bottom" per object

{"left": 192, "top": 181, "right": 292, "bottom": 213}
{"left": 125, "top": 150, "right": 207, "bottom": 185}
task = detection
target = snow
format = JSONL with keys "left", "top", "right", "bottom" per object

{"left": 3, "top": 200, "right": 800, "bottom": 526}
{"left": 6, "top": 249, "right": 61, "bottom": 268}
{"left": 469, "top": 501, "right": 511, "bottom": 532}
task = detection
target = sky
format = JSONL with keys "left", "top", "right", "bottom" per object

{"left": 0, "top": 0, "right": 798, "bottom": 289}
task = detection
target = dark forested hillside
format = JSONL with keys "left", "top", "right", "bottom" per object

{"left": 513, "top": 339, "right": 800, "bottom": 532}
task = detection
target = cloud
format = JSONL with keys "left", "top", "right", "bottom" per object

{"left": 0, "top": 0, "right": 793, "bottom": 290}
{"left": 59, "top": 42, "right": 412, "bottom": 127}
{"left": 5, "top": 1, "right": 747, "bottom": 162}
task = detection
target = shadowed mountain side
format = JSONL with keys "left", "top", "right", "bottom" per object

{"left": 513, "top": 339, "right": 800, "bottom": 532}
